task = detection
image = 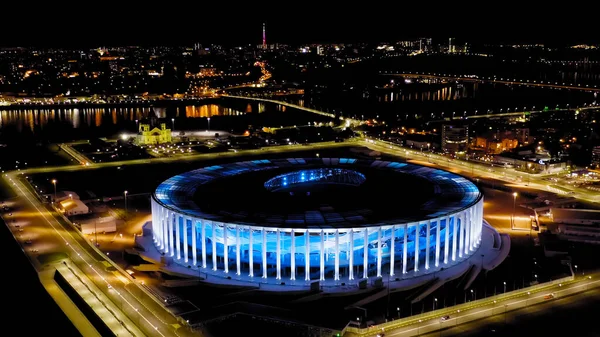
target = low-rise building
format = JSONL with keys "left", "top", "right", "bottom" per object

{"left": 59, "top": 198, "right": 89, "bottom": 216}
{"left": 136, "top": 122, "right": 172, "bottom": 145}
{"left": 71, "top": 212, "right": 117, "bottom": 234}
{"left": 551, "top": 208, "right": 600, "bottom": 226}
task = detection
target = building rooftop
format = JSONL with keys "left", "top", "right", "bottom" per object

{"left": 154, "top": 158, "right": 482, "bottom": 228}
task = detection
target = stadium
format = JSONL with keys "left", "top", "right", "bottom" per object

{"left": 150, "top": 157, "right": 493, "bottom": 291}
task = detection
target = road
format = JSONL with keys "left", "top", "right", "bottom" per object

{"left": 362, "top": 139, "right": 600, "bottom": 204}
{"left": 21, "top": 140, "right": 353, "bottom": 175}
{"left": 383, "top": 72, "right": 600, "bottom": 93}
{"left": 2, "top": 172, "right": 197, "bottom": 337}
{"left": 417, "top": 286, "right": 600, "bottom": 337}
{"left": 352, "top": 272, "right": 599, "bottom": 337}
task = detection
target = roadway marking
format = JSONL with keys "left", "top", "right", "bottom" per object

{"left": 7, "top": 174, "right": 168, "bottom": 337}
{"left": 384, "top": 278, "right": 600, "bottom": 336}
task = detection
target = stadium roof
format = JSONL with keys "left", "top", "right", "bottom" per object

{"left": 154, "top": 158, "right": 482, "bottom": 229}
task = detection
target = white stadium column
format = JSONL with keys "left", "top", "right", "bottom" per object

{"left": 444, "top": 216, "right": 450, "bottom": 264}
{"left": 163, "top": 209, "right": 168, "bottom": 252}
{"left": 377, "top": 227, "right": 382, "bottom": 277}
{"left": 435, "top": 218, "right": 441, "bottom": 267}
{"left": 363, "top": 228, "right": 368, "bottom": 279}
{"left": 290, "top": 229, "right": 296, "bottom": 281}
{"left": 349, "top": 230, "right": 354, "bottom": 280}
{"left": 452, "top": 215, "right": 458, "bottom": 261}
{"left": 458, "top": 213, "right": 465, "bottom": 258}
{"left": 183, "top": 217, "right": 188, "bottom": 263}
{"left": 414, "top": 223, "right": 420, "bottom": 273}
{"left": 276, "top": 229, "right": 281, "bottom": 280}
{"left": 304, "top": 230, "right": 310, "bottom": 281}
{"left": 175, "top": 215, "right": 181, "bottom": 260}
{"left": 157, "top": 204, "right": 161, "bottom": 244}
{"left": 163, "top": 209, "right": 168, "bottom": 251}
{"left": 224, "top": 224, "right": 229, "bottom": 273}
{"left": 158, "top": 206, "right": 165, "bottom": 248}
{"left": 249, "top": 227, "right": 254, "bottom": 277}
{"left": 425, "top": 220, "right": 431, "bottom": 270}
{"left": 479, "top": 200, "right": 484, "bottom": 244}
{"left": 465, "top": 210, "right": 471, "bottom": 255}
{"left": 334, "top": 229, "right": 340, "bottom": 281}
{"left": 212, "top": 222, "right": 218, "bottom": 271}
{"left": 192, "top": 218, "right": 197, "bottom": 266}
{"left": 262, "top": 228, "right": 267, "bottom": 279}
{"left": 152, "top": 202, "right": 157, "bottom": 242}
{"left": 402, "top": 224, "right": 408, "bottom": 274}
{"left": 201, "top": 220, "right": 207, "bottom": 268}
{"left": 390, "top": 226, "right": 395, "bottom": 277}
{"left": 163, "top": 210, "right": 168, "bottom": 253}
{"left": 236, "top": 226, "right": 241, "bottom": 276}
{"left": 469, "top": 207, "right": 475, "bottom": 251}
{"left": 169, "top": 212, "right": 175, "bottom": 256}
{"left": 320, "top": 230, "right": 325, "bottom": 281}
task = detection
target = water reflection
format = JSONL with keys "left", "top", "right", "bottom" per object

{"left": 184, "top": 105, "right": 242, "bottom": 118}
{"left": 380, "top": 85, "right": 471, "bottom": 102}
{"left": 0, "top": 104, "right": 247, "bottom": 134}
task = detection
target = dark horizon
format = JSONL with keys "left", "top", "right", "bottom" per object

{"left": 2, "top": 5, "right": 599, "bottom": 48}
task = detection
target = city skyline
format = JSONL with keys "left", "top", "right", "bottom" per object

{"left": 1, "top": 7, "right": 600, "bottom": 336}
{"left": 2, "top": 7, "right": 599, "bottom": 47}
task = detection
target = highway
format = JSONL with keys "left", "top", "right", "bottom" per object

{"left": 417, "top": 286, "right": 600, "bottom": 337}
{"left": 361, "top": 139, "right": 600, "bottom": 204}
{"left": 346, "top": 273, "right": 600, "bottom": 337}
{"left": 2, "top": 171, "right": 197, "bottom": 337}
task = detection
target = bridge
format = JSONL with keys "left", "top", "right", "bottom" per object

{"left": 381, "top": 71, "right": 600, "bottom": 93}
{"left": 221, "top": 95, "right": 363, "bottom": 126}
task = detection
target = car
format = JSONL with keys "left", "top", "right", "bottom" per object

{"left": 544, "top": 294, "right": 555, "bottom": 300}
{"left": 24, "top": 240, "right": 32, "bottom": 244}
{"left": 441, "top": 315, "right": 450, "bottom": 321}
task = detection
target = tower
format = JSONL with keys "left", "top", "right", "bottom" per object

{"left": 262, "top": 23, "right": 266, "bottom": 49}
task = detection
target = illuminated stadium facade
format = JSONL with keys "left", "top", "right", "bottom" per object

{"left": 151, "top": 158, "right": 484, "bottom": 288}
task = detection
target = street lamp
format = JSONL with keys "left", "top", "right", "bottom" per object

{"left": 171, "top": 118, "right": 175, "bottom": 131}
{"left": 575, "top": 264, "right": 578, "bottom": 275}
{"left": 433, "top": 297, "right": 438, "bottom": 311}
{"left": 207, "top": 117, "right": 211, "bottom": 131}
{"left": 52, "top": 179, "right": 57, "bottom": 202}
{"left": 512, "top": 192, "right": 518, "bottom": 229}
{"left": 124, "top": 190, "right": 128, "bottom": 219}
{"left": 503, "top": 281, "right": 506, "bottom": 294}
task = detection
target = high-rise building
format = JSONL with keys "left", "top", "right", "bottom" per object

{"left": 448, "top": 37, "right": 456, "bottom": 53}
{"left": 592, "top": 146, "right": 600, "bottom": 168}
{"left": 442, "top": 124, "right": 469, "bottom": 154}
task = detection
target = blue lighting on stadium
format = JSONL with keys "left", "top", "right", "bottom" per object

{"left": 151, "top": 158, "right": 484, "bottom": 284}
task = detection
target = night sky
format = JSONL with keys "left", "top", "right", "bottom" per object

{"left": 3, "top": 4, "right": 598, "bottom": 47}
